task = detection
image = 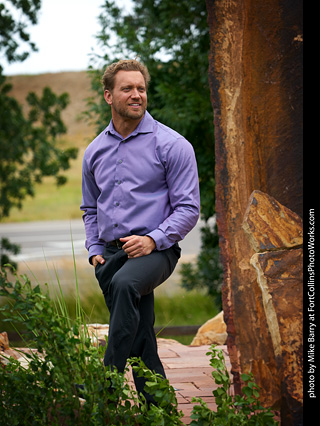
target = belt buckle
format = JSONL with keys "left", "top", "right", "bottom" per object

{"left": 116, "top": 239, "right": 122, "bottom": 249}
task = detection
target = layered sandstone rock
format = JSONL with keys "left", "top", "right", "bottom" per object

{"left": 0, "top": 331, "right": 9, "bottom": 351}
{"left": 205, "top": 1, "right": 303, "bottom": 424}
{"left": 0, "top": 331, "right": 20, "bottom": 362}
{"left": 84, "top": 323, "right": 109, "bottom": 346}
{"left": 243, "top": 191, "right": 303, "bottom": 253}
{"left": 243, "top": 191, "right": 303, "bottom": 422}
{"left": 190, "top": 311, "right": 227, "bottom": 346}
{"left": 0, "top": 331, "right": 35, "bottom": 368}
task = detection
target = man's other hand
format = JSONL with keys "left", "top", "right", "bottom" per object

{"left": 91, "top": 254, "right": 105, "bottom": 267}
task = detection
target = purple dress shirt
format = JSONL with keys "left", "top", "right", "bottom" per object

{"left": 80, "top": 111, "right": 200, "bottom": 261}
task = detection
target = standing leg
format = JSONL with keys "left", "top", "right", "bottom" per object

{"left": 95, "top": 244, "right": 180, "bottom": 401}
{"left": 129, "top": 291, "right": 167, "bottom": 404}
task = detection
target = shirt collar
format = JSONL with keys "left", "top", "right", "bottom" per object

{"left": 105, "top": 111, "right": 154, "bottom": 138}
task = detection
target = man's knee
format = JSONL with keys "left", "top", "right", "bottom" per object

{"left": 110, "top": 274, "right": 140, "bottom": 303}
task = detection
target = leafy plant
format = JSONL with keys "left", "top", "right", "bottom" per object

{"left": 0, "top": 267, "right": 184, "bottom": 425}
{"left": 0, "top": 237, "right": 20, "bottom": 269}
{"left": 131, "top": 359, "right": 184, "bottom": 426}
{"left": 0, "top": 266, "right": 279, "bottom": 425}
{"left": 190, "top": 345, "right": 279, "bottom": 425}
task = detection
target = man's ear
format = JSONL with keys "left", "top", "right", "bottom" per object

{"left": 104, "top": 90, "right": 112, "bottom": 105}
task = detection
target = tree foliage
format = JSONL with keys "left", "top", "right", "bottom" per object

{"left": 0, "top": 0, "right": 41, "bottom": 63}
{"left": 86, "top": 0, "right": 222, "bottom": 300}
{"left": 0, "top": 0, "right": 78, "bottom": 266}
{"left": 0, "top": 78, "right": 77, "bottom": 219}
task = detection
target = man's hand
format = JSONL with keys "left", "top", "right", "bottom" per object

{"left": 120, "top": 235, "right": 156, "bottom": 258}
{"left": 91, "top": 254, "right": 105, "bottom": 267}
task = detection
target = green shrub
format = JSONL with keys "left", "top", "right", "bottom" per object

{"left": 0, "top": 268, "right": 183, "bottom": 425}
{"left": 190, "top": 345, "right": 279, "bottom": 425}
{"left": 0, "top": 268, "right": 279, "bottom": 425}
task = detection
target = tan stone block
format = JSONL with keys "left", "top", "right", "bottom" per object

{"left": 243, "top": 190, "right": 303, "bottom": 253}
{"left": 190, "top": 311, "right": 227, "bottom": 346}
{"left": 0, "top": 331, "right": 9, "bottom": 351}
{"left": 250, "top": 248, "right": 303, "bottom": 414}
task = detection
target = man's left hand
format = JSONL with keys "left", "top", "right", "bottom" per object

{"left": 120, "top": 235, "right": 156, "bottom": 258}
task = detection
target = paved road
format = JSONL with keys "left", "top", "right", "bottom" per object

{"left": 0, "top": 219, "right": 203, "bottom": 262}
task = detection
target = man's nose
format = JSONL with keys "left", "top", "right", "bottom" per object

{"left": 131, "top": 88, "right": 140, "bottom": 98}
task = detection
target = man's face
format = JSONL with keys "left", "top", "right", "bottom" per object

{"left": 104, "top": 70, "right": 147, "bottom": 121}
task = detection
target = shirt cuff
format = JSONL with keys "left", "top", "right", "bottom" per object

{"left": 88, "top": 244, "right": 105, "bottom": 264}
{"left": 146, "top": 229, "right": 171, "bottom": 251}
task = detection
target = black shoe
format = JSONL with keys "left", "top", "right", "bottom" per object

{"left": 74, "top": 383, "right": 86, "bottom": 399}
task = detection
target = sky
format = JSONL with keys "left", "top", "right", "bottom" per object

{"left": 3, "top": 0, "right": 131, "bottom": 76}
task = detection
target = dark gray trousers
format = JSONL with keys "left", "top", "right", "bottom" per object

{"left": 94, "top": 243, "right": 181, "bottom": 402}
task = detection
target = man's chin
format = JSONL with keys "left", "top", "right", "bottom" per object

{"left": 126, "top": 110, "right": 145, "bottom": 120}
{"left": 113, "top": 105, "right": 146, "bottom": 121}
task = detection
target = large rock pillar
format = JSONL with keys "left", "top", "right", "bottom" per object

{"left": 205, "top": 0, "right": 303, "bottom": 424}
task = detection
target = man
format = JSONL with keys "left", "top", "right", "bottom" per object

{"left": 80, "top": 59, "right": 200, "bottom": 404}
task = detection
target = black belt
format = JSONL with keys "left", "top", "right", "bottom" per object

{"left": 107, "top": 239, "right": 125, "bottom": 249}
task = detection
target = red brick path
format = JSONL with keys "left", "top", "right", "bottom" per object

{"left": 154, "top": 341, "right": 232, "bottom": 425}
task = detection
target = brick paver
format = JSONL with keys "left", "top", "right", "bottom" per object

{"left": 126, "top": 340, "right": 231, "bottom": 424}
{"left": 157, "top": 340, "right": 232, "bottom": 425}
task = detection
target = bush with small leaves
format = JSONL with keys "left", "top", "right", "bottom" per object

{"left": 0, "top": 268, "right": 184, "bottom": 425}
{"left": 190, "top": 345, "right": 279, "bottom": 425}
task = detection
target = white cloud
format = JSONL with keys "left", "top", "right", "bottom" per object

{"left": 2, "top": 0, "right": 119, "bottom": 75}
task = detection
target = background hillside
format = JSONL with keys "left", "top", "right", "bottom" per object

{"left": 5, "top": 71, "right": 101, "bottom": 222}
{"left": 8, "top": 71, "right": 99, "bottom": 141}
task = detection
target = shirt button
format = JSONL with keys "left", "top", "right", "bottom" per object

{"left": 115, "top": 202, "right": 119, "bottom": 206}
{"left": 114, "top": 224, "right": 118, "bottom": 227}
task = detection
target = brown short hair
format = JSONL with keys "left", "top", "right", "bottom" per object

{"left": 102, "top": 59, "right": 151, "bottom": 92}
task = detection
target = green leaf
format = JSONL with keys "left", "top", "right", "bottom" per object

{"left": 241, "top": 373, "right": 251, "bottom": 382}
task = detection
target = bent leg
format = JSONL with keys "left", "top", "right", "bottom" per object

{"left": 104, "top": 246, "right": 180, "bottom": 374}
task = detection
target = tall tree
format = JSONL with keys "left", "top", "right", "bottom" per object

{"left": 0, "top": 0, "right": 78, "bottom": 267}
{"left": 0, "top": 0, "right": 41, "bottom": 63}
{"left": 86, "top": 0, "right": 222, "bottom": 304}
